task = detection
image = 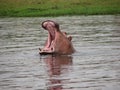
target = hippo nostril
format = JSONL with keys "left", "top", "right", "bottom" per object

{"left": 51, "top": 48, "right": 53, "bottom": 50}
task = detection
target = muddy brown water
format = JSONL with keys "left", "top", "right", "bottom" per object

{"left": 0, "top": 15, "right": 120, "bottom": 90}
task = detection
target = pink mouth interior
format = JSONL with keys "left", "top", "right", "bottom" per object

{"left": 46, "top": 29, "right": 55, "bottom": 49}
{"left": 42, "top": 21, "right": 56, "bottom": 52}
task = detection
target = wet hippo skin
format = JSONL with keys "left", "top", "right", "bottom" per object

{"left": 39, "top": 20, "right": 75, "bottom": 55}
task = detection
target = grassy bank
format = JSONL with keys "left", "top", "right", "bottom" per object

{"left": 0, "top": 0, "right": 120, "bottom": 17}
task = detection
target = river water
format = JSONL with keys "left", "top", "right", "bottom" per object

{"left": 0, "top": 15, "right": 120, "bottom": 90}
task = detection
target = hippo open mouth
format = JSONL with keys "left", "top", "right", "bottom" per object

{"left": 39, "top": 20, "right": 57, "bottom": 54}
{"left": 45, "top": 27, "right": 55, "bottom": 50}
{"left": 39, "top": 20, "right": 75, "bottom": 55}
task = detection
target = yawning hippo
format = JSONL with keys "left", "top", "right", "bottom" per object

{"left": 39, "top": 20, "right": 75, "bottom": 55}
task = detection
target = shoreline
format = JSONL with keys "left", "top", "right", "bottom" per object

{"left": 0, "top": 0, "right": 120, "bottom": 17}
{"left": 0, "top": 15, "right": 119, "bottom": 19}
{"left": 0, "top": 11, "right": 119, "bottom": 18}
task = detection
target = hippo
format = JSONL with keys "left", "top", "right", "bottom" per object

{"left": 39, "top": 20, "right": 75, "bottom": 55}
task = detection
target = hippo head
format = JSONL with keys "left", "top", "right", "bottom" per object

{"left": 39, "top": 20, "right": 75, "bottom": 55}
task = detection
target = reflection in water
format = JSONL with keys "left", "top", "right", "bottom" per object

{"left": 43, "top": 55, "right": 72, "bottom": 90}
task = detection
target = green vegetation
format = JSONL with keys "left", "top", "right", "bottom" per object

{"left": 0, "top": 0, "right": 120, "bottom": 17}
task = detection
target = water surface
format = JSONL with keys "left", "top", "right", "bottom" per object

{"left": 0, "top": 15, "right": 120, "bottom": 90}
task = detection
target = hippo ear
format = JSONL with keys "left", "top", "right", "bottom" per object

{"left": 68, "top": 36, "right": 72, "bottom": 41}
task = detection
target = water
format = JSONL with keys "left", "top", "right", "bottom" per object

{"left": 0, "top": 15, "right": 120, "bottom": 90}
